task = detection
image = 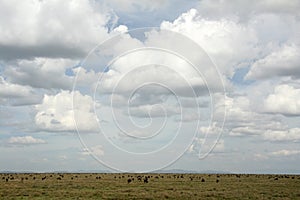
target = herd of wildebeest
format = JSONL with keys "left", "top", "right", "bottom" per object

{"left": 1, "top": 173, "right": 299, "bottom": 184}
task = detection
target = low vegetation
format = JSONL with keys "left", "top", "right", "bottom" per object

{"left": 0, "top": 173, "right": 299, "bottom": 199}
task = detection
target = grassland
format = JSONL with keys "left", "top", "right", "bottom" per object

{"left": 0, "top": 173, "right": 299, "bottom": 199}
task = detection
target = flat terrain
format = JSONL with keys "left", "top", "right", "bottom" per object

{"left": 0, "top": 173, "right": 299, "bottom": 199}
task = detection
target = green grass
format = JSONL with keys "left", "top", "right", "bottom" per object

{"left": 0, "top": 173, "right": 299, "bottom": 199}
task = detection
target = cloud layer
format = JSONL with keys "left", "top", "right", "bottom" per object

{"left": 0, "top": 0, "right": 300, "bottom": 173}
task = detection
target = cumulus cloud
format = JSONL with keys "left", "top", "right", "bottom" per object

{"left": 229, "top": 126, "right": 262, "bottom": 136}
{"left": 216, "top": 95, "right": 262, "bottom": 130}
{"left": 199, "top": 122, "right": 224, "bottom": 136}
{"left": 8, "top": 136, "right": 46, "bottom": 145}
{"left": 255, "top": 149, "right": 300, "bottom": 160}
{"left": 0, "top": 76, "right": 41, "bottom": 106}
{"left": 161, "top": 8, "right": 260, "bottom": 78}
{"left": 188, "top": 138, "right": 225, "bottom": 154}
{"left": 81, "top": 145, "right": 104, "bottom": 157}
{"left": 263, "top": 128, "right": 300, "bottom": 142}
{"left": 72, "top": 67, "right": 100, "bottom": 90}
{"left": 0, "top": 0, "right": 113, "bottom": 60}
{"left": 100, "top": 51, "right": 209, "bottom": 97}
{"left": 161, "top": 6, "right": 300, "bottom": 88}
{"left": 1, "top": 0, "right": 300, "bottom": 172}
{"left": 246, "top": 44, "right": 300, "bottom": 80}
{"left": 264, "top": 84, "right": 300, "bottom": 116}
{"left": 216, "top": 94, "right": 288, "bottom": 138}
{"left": 0, "top": 76, "right": 32, "bottom": 97}
{"left": 4, "top": 58, "right": 77, "bottom": 90}
{"left": 35, "top": 90, "right": 98, "bottom": 132}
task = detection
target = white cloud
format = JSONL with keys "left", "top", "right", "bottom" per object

{"left": 199, "top": 122, "right": 224, "bottom": 136}
{"left": 263, "top": 128, "right": 300, "bottom": 142}
{"left": 111, "top": 25, "right": 128, "bottom": 34}
{"left": 8, "top": 136, "right": 46, "bottom": 145}
{"left": 253, "top": 148, "right": 300, "bottom": 161}
{"left": 229, "top": 126, "right": 262, "bottom": 136}
{"left": 216, "top": 95, "right": 260, "bottom": 128}
{"left": 271, "top": 149, "right": 300, "bottom": 156}
{"left": 71, "top": 67, "right": 102, "bottom": 93}
{"left": 105, "top": 0, "right": 169, "bottom": 12}
{"left": 246, "top": 44, "right": 300, "bottom": 80}
{"left": 35, "top": 90, "right": 98, "bottom": 132}
{"left": 0, "top": 76, "right": 41, "bottom": 106}
{"left": 216, "top": 93, "right": 290, "bottom": 138}
{"left": 160, "top": 7, "right": 300, "bottom": 93}
{"left": 5, "top": 58, "right": 77, "bottom": 90}
{"left": 264, "top": 84, "right": 300, "bottom": 116}
{"left": 127, "top": 104, "right": 180, "bottom": 118}
{"left": 0, "top": 0, "right": 113, "bottom": 60}
{"left": 189, "top": 138, "right": 225, "bottom": 154}
{"left": 81, "top": 145, "right": 104, "bottom": 157}
{"left": 100, "top": 51, "right": 208, "bottom": 97}
{"left": 0, "top": 76, "right": 32, "bottom": 97}
{"left": 161, "top": 9, "right": 260, "bottom": 78}
{"left": 196, "top": 0, "right": 300, "bottom": 20}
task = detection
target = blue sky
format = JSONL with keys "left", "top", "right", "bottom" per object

{"left": 0, "top": 0, "right": 300, "bottom": 173}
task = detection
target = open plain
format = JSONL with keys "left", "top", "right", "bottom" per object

{"left": 0, "top": 173, "right": 299, "bottom": 199}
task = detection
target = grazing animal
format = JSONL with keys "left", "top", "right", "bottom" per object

{"left": 42, "top": 176, "right": 46, "bottom": 181}
{"left": 201, "top": 178, "right": 205, "bottom": 182}
{"left": 144, "top": 177, "right": 148, "bottom": 183}
{"left": 137, "top": 176, "right": 142, "bottom": 182}
{"left": 127, "top": 179, "right": 132, "bottom": 183}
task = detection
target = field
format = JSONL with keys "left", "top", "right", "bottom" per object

{"left": 0, "top": 173, "right": 299, "bottom": 199}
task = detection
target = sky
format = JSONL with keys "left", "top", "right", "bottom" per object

{"left": 0, "top": 0, "right": 300, "bottom": 173}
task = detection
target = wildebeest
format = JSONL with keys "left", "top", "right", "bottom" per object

{"left": 127, "top": 178, "right": 132, "bottom": 183}
{"left": 144, "top": 177, "right": 148, "bottom": 183}
{"left": 137, "top": 175, "right": 142, "bottom": 182}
